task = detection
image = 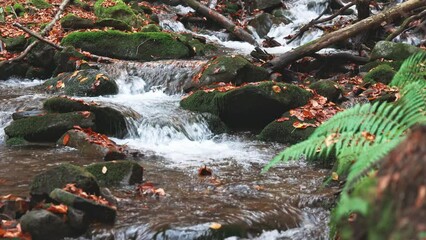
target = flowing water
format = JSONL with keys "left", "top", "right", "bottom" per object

{"left": 0, "top": 0, "right": 344, "bottom": 238}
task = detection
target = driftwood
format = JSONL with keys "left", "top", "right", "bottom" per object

{"left": 182, "top": 0, "right": 258, "bottom": 46}
{"left": 386, "top": 7, "right": 426, "bottom": 41}
{"left": 5, "top": 0, "right": 71, "bottom": 63}
{"left": 266, "top": 0, "right": 426, "bottom": 72}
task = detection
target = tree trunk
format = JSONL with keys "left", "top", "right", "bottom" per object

{"left": 266, "top": 0, "right": 426, "bottom": 71}
{"left": 182, "top": 0, "right": 258, "bottom": 46}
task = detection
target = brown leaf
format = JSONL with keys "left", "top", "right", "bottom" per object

{"left": 63, "top": 134, "right": 70, "bottom": 145}
{"left": 276, "top": 117, "right": 290, "bottom": 122}
{"left": 46, "top": 204, "right": 68, "bottom": 214}
{"left": 272, "top": 85, "right": 281, "bottom": 93}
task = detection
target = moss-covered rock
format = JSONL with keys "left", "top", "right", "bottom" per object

{"left": 184, "top": 55, "right": 269, "bottom": 92}
{"left": 43, "top": 69, "right": 118, "bottom": 97}
{"left": 43, "top": 96, "right": 140, "bottom": 138}
{"left": 309, "top": 80, "right": 342, "bottom": 102}
{"left": 94, "top": 18, "right": 132, "bottom": 31}
{"left": 181, "top": 82, "right": 311, "bottom": 130}
{"left": 57, "top": 129, "right": 127, "bottom": 161}
{"left": 85, "top": 160, "right": 143, "bottom": 186}
{"left": 50, "top": 188, "right": 116, "bottom": 223}
{"left": 61, "top": 30, "right": 191, "bottom": 61}
{"left": 30, "top": 0, "right": 51, "bottom": 9}
{"left": 30, "top": 163, "right": 100, "bottom": 197}
{"left": 370, "top": 41, "right": 422, "bottom": 61}
{"left": 94, "top": 0, "right": 138, "bottom": 26}
{"left": 249, "top": 13, "right": 287, "bottom": 38}
{"left": 6, "top": 137, "right": 29, "bottom": 147}
{"left": 140, "top": 23, "right": 161, "bottom": 32}
{"left": 60, "top": 14, "right": 95, "bottom": 30}
{"left": 0, "top": 61, "right": 30, "bottom": 80}
{"left": 5, "top": 111, "right": 95, "bottom": 142}
{"left": 363, "top": 64, "right": 396, "bottom": 85}
{"left": 52, "top": 46, "right": 85, "bottom": 76}
{"left": 2, "top": 35, "right": 27, "bottom": 52}
{"left": 258, "top": 113, "right": 315, "bottom": 144}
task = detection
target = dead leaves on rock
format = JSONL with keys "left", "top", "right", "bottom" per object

{"left": 72, "top": 126, "right": 124, "bottom": 153}
{"left": 63, "top": 183, "right": 115, "bottom": 208}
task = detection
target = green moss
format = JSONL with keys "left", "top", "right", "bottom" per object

{"left": 60, "top": 14, "right": 95, "bottom": 30}
{"left": 30, "top": 0, "right": 51, "bottom": 9}
{"left": 6, "top": 137, "right": 29, "bottom": 146}
{"left": 258, "top": 113, "right": 315, "bottom": 144}
{"left": 371, "top": 41, "right": 422, "bottom": 61}
{"left": 95, "top": 18, "right": 131, "bottom": 31}
{"left": 4, "top": 112, "right": 94, "bottom": 142}
{"left": 181, "top": 91, "right": 219, "bottom": 115}
{"left": 94, "top": 0, "right": 138, "bottom": 26}
{"left": 140, "top": 23, "right": 161, "bottom": 32}
{"left": 13, "top": 3, "right": 25, "bottom": 16}
{"left": 3, "top": 35, "right": 27, "bottom": 52}
{"left": 309, "top": 80, "right": 342, "bottom": 102}
{"left": 85, "top": 160, "right": 143, "bottom": 186}
{"left": 61, "top": 30, "right": 190, "bottom": 60}
{"left": 363, "top": 64, "right": 396, "bottom": 85}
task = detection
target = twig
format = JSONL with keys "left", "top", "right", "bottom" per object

{"left": 386, "top": 8, "right": 426, "bottom": 41}
{"left": 13, "top": 23, "right": 63, "bottom": 50}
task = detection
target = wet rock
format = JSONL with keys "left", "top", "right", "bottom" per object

{"left": 20, "top": 209, "right": 72, "bottom": 240}
{"left": 201, "top": 113, "right": 229, "bottom": 134}
{"left": 30, "top": 163, "right": 100, "bottom": 198}
{"left": 254, "top": 0, "right": 282, "bottom": 11}
{"left": 4, "top": 111, "right": 95, "bottom": 142}
{"left": 67, "top": 207, "right": 89, "bottom": 235}
{"left": 249, "top": 13, "right": 287, "bottom": 38}
{"left": 52, "top": 46, "right": 85, "bottom": 76}
{"left": 43, "top": 69, "right": 119, "bottom": 97}
{"left": 95, "top": 18, "right": 132, "bottom": 31}
{"left": 2, "top": 35, "right": 27, "bottom": 52}
{"left": 258, "top": 113, "right": 315, "bottom": 144}
{"left": 27, "top": 42, "right": 56, "bottom": 71}
{"left": 181, "top": 81, "right": 312, "bottom": 130}
{"left": 0, "top": 197, "right": 29, "bottom": 220}
{"left": 0, "top": 61, "right": 30, "bottom": 80}
{"left": 94, "top": 0, "right": 138, "bottom": 26}
{"left": 309, "top": 80, "right": 342, "bottom": 102}
{"left": 12, "top": 110, "right": 46, "bottom": 120}
{"left": 177, "top": 33, "right": 215, "bottom": 56}
{"left": 50, "top": 188, "right": 116, "bottom": 223}
{"left": 370, "top": 41, "right": 423, "bottom": 61}
{"left": 60, "top": 13, "right": 95, "bottom": 30}
{"left": 140, "top": 23, "right": 161, "bottom": 32}
{"left": 43, "top": 96, "right": 140, "bottom": 137}
{"left": 184, "top": 55, "right": 269, "bottom": 92}
{"left": 57, "top": 129, "right": 127, "bottom": 161}
{"left": 61, "top": 30, "right": 191, "bottom": 61}
{"left": 5, "top": 137, "right": 30, "bottom": 147}
{"left": 363, "top": 64, "right": 396, "bottom": 85}
{"left": 85, "top": 160, "right": 143, "bottom": 186}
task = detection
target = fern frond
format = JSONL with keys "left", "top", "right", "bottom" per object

{"left": 390, "top": 51, "right": 426, "bottom": 88}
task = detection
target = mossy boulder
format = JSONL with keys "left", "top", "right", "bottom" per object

{"left": 27, "top": 42, "right": 56, "bottom": 70}
{"left": 50, "top": 188, "right": 116, "bottom": 223}
{"left": 184, "top": 55, "right": 269, "bottom": 92}
{"left": 85, "top": 160, "right": 143, "bottom": 186}
{"left": 43, "top": 96, "right": 140, "bottom": 138}
{"left": 94, "top": 18, "right": 132, "bottom": 31}
{"left": 258, "top": 113, "right": 315, "bottom": 144}
{"left": 43, "top": 69, "right": 118, "bottom": 97}
{"left": 4, "top": 111, "right": 95, "bottom": 142}
{"left": 370, "top": 41, "right": 422, "bottom": 61}
{"left": 57, "top": 129, "right": 127, "bottom": 161}
{"left": 309, "top": 80, "right": 342, "bottom": 102}
{"left": 94, "top": 0, "right": 138, "bottom": 26}
{"left": 52, "top": 46, "right": 85, "bottom": 76}
{"left": 363, "top": 64, "right": 396, "bottom": 85}
{"left": 61, "top": 30, "right": 191, "bottom": 61}
{"left": 2, "top": 35, "right": 27, "bottom": 52}
{"left": 181, "top": 82, "right": 312, "bottom": 130}
{"left": 254, "top": 0, "right": 282, "bottom": 10}
{"left": 6, "top": 137, "right": 30, "bottom": 147}
{"left": 30, "top": 0, "right": 51, "bottom": 9}
{"left": 140, "top": 23, "right": 161, "bottom": 32}
{"left": 30, "top": 163, "right": 100, "bottom": 197}
{"left": 60, "top": 14, "right": 95, "bottom": 30}
{"left": 249, "top": 13, "right": 287, "bottom": 38}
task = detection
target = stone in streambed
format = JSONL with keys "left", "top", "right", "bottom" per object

{"left": 43, "top": 96, "right": 140, "bottom": 138}
{"left": 30, "top": 163, "right": 100, "bottom": 198}
{"left": 309, "top": 80, "right": 342, "bottom": 102}
{"left": 43, "top": 69, "right": 119, "bottom": 97}
{"left": 57, "top": 129, "right": 127, "bottom": 161}
{"left": 181, "top": 81, "right": 311, "bottom": 130}
{"left": 184, "top": 55, "right": 269, "bottom": 92}
{"left": 4, "top": 111, "right": 95, "bottom": 142}
{"left": 85, "top": 160, "right": 143, "bottom": 186}
{"left": 370, "top": 41, "right": 423, "bottom": 61}
{"left": 20, "top": 209, "right": 72, "bottom": 240}
{"left": 49, "top": 188, "right": 116, "bottom": 223}
{"left": 60, "top": 14, "right": 95, "bottom": 30}
{"left": 363, "top": 64, "right": 396, "bottom": 85}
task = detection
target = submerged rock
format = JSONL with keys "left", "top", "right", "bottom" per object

{"left": 370, "top": 41, "right": 423, "bottom": 61}
{"left": 30, "top": 163, "right": 100, "bottom": 198}
{"left": 4, "top": 111, "right": 95, "bottom": 142}
{"left": 85, "top": 160, "right": 143, "bottom": 186}
{"left": 181, "top": 81, "right": 311, "bottom": 130}
{"left": 61, "top": 30, "right": 192, "bottom": 61}
{"left": 50, "top": 188, "right": 116, "bottom": 223}
{"left": 57, "top": 129, "right": 127, "bottom": 161}
{"left": 43, "top": 69, "right": 119, "bottom": 97}
{"left": 20, "top": 209, "right": 72, "bottom": 240}
{"left": 43, "top": 96, "right": 140, "bottom": 138}
{"left": 184, "top": 55, "right": 269, "bottom": 92}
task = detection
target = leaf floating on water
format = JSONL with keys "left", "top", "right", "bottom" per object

{"left": 102, "top": 166, "right": 108, "bottom": 174}
{"left": 210, "top": 222, "right": 222, "bottom": 230}
{"left": 63, "top": 134, "right": 70, "bottom": 145}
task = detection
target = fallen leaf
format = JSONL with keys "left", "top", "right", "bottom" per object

{"left": 325, "top": 133, "right": 340, "bottom": 147}
{"left": 415, "top": 185, "right": 426, "bottom": 208}
{"left": 154, "top": 188, "right": 166, "bottom": 196}
{"left": 276, "top": 117, "right": 290, "bottom": 122}
{"left": 210, "top": 222, "right": 222, "bottom": 230}
{"left": 56, "top": 80, "right": 65, "bottom": 89}
{"left": 46, "top": 204, "right": 68, "bottom": 214}
{"left": 331, "top": 172, "right": 339, "bottom": 181}
{"left": 272, "top": 85, "right": 281, "bottom": 93}
{"left": 102, "top": 166, "right": 108, "bottom": 174}
{"left": 63, "top": 134, "right": 70, "bottom": 145}
{"left": 361, "top": 131, "right": 375, "bottom": 142}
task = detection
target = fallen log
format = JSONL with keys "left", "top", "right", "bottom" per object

{"left": 182, "top": 0, "right": 258, "bottom": 46}
{"left": 266, "top": 0, "right": 426, "bottom": 71}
